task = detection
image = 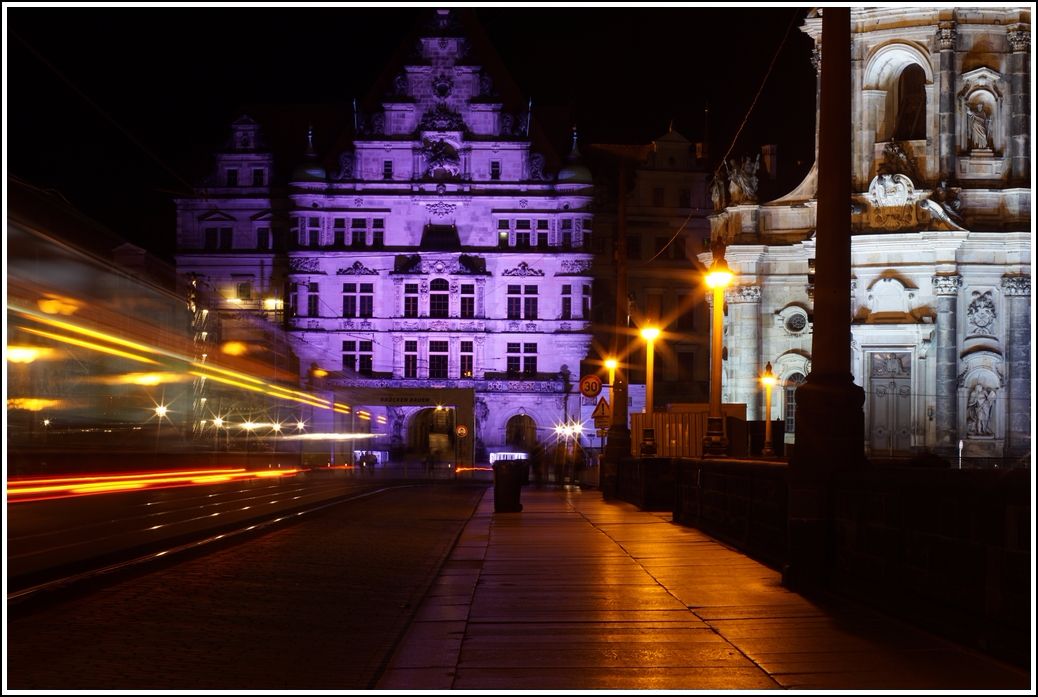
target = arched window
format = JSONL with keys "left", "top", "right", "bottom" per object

{"left": 429, "top": 278, "right": 449, "bottom": 318}
{"left": 892, "top": 64, "right": 926, "bottom": 141}
{"left": 784, "top": 372, "right": 806, "bottom": 434}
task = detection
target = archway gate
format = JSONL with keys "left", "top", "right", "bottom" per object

{"left": 342, "top": 387, "right": 475, "bottom": 468}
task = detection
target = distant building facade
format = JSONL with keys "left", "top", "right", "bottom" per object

{"left": 587, "top": 130, "right": 713, "bottom": 410}
{"left": 174, "top": 10, "right": 595, "bottom": 462}
{"left": 706, "top": 7, "right": 1031, "bottom": 464}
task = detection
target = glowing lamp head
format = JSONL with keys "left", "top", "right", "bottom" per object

{"left": 705, "top": 257, "right": 734, "bottom": 289}
{"left": 604, "top": 358, "right": 618, "bottom": 371}
{"left": 760, "top": 361, "right": 777, "bottom": 387}
{"left": 639, "top": 326, "right": 661, "bottom": 342}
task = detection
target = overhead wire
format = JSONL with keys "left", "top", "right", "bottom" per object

{"left": 646, "top": 7, "right": 801, "bottom": 265}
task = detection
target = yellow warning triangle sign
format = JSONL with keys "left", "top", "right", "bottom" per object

{"left": 591, "top": 397, "right": 611, "bottom": 420}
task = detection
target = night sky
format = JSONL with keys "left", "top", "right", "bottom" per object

{"left": 6, "top": 4, "right": 817, "bottom": 260}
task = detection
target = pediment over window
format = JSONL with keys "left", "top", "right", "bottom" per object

{"left": 198, "top": 210, "right": 236, "bottom": 222}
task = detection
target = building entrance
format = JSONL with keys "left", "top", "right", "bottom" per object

{"left": 868, "top": 352, "right": 912, "bottom": 455}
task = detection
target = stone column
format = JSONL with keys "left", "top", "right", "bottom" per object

{"left": 932, "top": 274, "right": 962, "bottom": 453}
{"left": 1001, "top": 275, "right": 1031, "bottom": 459}
{"left": 936, "top": 22, "right": 957, "bottom": 180}
{"left": 785, "top": 7, "right": 865, "bottom": 593}
{"left": 726, "top": 284, "right": 762, "bottom": 419}
{"left": 1008, "top": 27, "right": 1030, "bottom": 186}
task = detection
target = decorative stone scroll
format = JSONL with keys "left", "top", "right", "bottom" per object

{"left": 336, "top": 261, "right": 379, "bottom": 276}
{"left": 725, "top": 284, "right": 761, "bottom": 304}
{"left": 502, "top": 261, "right": 544, "bottom": 277}
{"left": 866, "top": 173, "right": 918, "bottom": 229}
{"left": 289, "top": 257, "right": 321, "bottom": 273}
{"left": 425, "top": 201, "right": 457, "bottom": 218}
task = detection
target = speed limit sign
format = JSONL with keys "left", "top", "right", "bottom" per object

{"left": 579, "top": 374, "right": 603, "bottom": 398}
{"left": 456, "top": 425, "right": 469, "bottom": 438}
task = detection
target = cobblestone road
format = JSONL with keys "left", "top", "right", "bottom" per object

{"left": 6, "top": 482, "right": 487, "bottom": 690}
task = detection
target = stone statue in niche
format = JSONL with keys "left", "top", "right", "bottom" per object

{"left": 966, "top": 383, "right": 996, "bottom": 436}
{"left": 966, "top": 290, "right": 996, "bottom": 336}
{"left": 966, "top": 102, "right": 991, "bottom": 151}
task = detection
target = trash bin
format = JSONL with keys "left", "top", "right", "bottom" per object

{"left": 492, "top": 461, "right": 524, "bottom": 512}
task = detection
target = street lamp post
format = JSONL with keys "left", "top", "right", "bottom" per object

{"left": 704, "top": 247, "right": 734, "bottom": 457}
{"left": 639, "top": 327, "right": 660, "bottom": 414}
{"left": 761, "top": 362, "right": 776, "bottom": 457}
{"left": 604, "top": 358, "right": 617, "bottom": 407}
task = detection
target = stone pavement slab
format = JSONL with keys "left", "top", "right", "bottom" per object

{"left": 377, "top": 486, "right": 1031, "bottom": 691}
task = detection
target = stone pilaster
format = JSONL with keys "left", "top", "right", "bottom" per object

{"left": 1008, "top": 27, "right": 1030, "bottom": 186}
{"left": 725, "top": 284, "right": 762, "bottom": 419}
{"left": 932, "top": 274, "right": 962, "bottom": 453}
{"left": 1001, "top": 275, "right": 1030, "bottom": 459}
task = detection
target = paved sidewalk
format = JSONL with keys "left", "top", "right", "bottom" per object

{"left": 377, "top": 486, "right": 1031, "bottom": 691}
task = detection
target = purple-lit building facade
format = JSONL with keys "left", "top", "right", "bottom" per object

{"left": 174, "top": 10, "right": 594, "bottom": 463}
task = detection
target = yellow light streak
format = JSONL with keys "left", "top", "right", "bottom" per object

{"left": 20, "top": 327, "right": 159, "bottom": 364}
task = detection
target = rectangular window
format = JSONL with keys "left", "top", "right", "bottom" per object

{"left": 523, "top": 285, "right": 538, "bottom": 320}
{"left": 334, "top": 218, "right": 346, "bottom": 246}
{"left": 372, "top": 219, "right": 384, "bottom": 248}
{"left": 460, "top": 284, "right": 475, "bottom": 318}
{"left": 204, "top": 228, "right": 218, "bottom": 250}
{"left": 460, "top": 340, "right": 473, "bottom": 378}
{"left": 562, "top": 231, "right": 572, "bottom": 249}
{"left": 236, "top": 281, "right": 252, "bottom": 300}
{"left": 537, "top": 232, "right": 549, "bottom": 248}
{"left": 252, "top": 169, "right": 265, "bottom": 186}
{"left": 226, "top": 168, "right": 238, "bottom": 187}
{"left": 256, "top": 227, "right": 271, "bottom": 250}
{"left": 627, "top": 235, "right": 641, "bottom": 260}
{"left": 582, "top": 285, "right": 591, "bottom": 318}
{"left": 219, "top": 227, "right": 233, "bottom": 250}
{"left": 342, "top": 283, "right": 374, "bottom": 318}
{"left": 507, "top": 342, "right": 521, "bottom": 375}
{"left": 516, "top": 231, "right": 531, "bottom": 248}
{"left": 404, "top": 283, "right": 419, "bottom": 318}
{"left": 383, "top": 160, "right": 393, "bottom": 180}
{"left": 308, "top": 217, "right": 321, "bottom": 247}
{"left": 306, "top": 282, "right": 319, "bottom": 317}
{"left": 507, "top": 285, "right": 521, "bottom": 320}
{"left": 342, "top": 340, "right": 373, "bottom": 375}
{"left": 523, "top": 342, "right": 537, "bottom": 376}
{"left": 428, "top": 340, "right": 449, "bottom": 379}
{"left": 404, "top": 340, "right": 418, "bottom": 378}
{"left": 352, "top": 218, "right": 366, "bottom": 247}
{"left": 429, "top": 291, "right": 449, "bottom": 318}
{"left": 490, "top": 160, "right": 501, "bottom": 180}
{"left": 655, "top": 237, "right": 669, "bottom": 258}
{"left": 678, "top": 188, "right": 691, "bottom": 208}
{"left": 677, "top": 293, "right": 694, "bottom": 331}
{"left": 561, "top": 285, "right": 572, "bottom": 320}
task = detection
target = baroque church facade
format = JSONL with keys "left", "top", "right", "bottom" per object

{"left": 174, "top": 10, "right": 595, "bottom": 464}
{"left": 705, "top": 7, "right": 1031, "bottom": 464}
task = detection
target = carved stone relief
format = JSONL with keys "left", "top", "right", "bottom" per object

{"left": 966, "top": 289, "right": 997, "bottom": 336}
